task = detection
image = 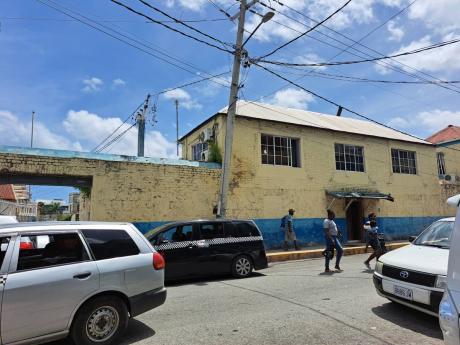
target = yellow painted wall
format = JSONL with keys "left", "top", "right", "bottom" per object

{"left": 183, "top": 116, "right": 458, "bottom": 220}
{"left": 0, "top": 153, "right": 221, "bottom": 222}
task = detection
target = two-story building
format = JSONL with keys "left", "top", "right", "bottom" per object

{"left": 180, "top": 101, "right": 457, "bottom": 247}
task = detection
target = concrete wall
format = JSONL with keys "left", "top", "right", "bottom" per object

{"left": 0, "top": 146, "right": 221, "bottom": 223}
{"left": 182, "top": 117, "right": 459, "bottom": 248}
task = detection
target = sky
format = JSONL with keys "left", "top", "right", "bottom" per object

{"left": 1, "top": 0, "right": 460, "bottom": 200}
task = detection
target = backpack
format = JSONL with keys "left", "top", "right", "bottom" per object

{"left": 280, "top": 215, "right": 288, "bottom": 228}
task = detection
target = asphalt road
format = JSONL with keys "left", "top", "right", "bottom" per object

{"left": 50, "top": 254, "right": 443, "bottom": 345}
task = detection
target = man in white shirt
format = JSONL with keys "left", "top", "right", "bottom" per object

{"left": 323, "top": 209, "right": 343, "bottom": 272}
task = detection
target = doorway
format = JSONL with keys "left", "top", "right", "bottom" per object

{"left": 346, "top": 200, "right": 363, "bottom": 241}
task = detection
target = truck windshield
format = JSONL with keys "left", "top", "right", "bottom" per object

{"left": 413, "top": 221, "right": 454, "bottom": 249}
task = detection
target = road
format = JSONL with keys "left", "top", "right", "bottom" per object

{"left": 50, "top": 254, "right": 443, "bottom": 345}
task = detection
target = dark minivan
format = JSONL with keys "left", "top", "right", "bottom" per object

{"left": 144, "top": 219, "right": 268, "bottom": 281}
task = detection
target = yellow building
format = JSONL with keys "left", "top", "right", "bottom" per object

{"left": 181, "top": 101, "right": 458, "bottom": 247}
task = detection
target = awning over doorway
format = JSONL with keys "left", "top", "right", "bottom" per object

{"left": 326, "top": 190, "right": 394, "bottom": 202}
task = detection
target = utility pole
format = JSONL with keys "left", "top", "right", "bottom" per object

{"left": 137, "top": 94, "right": 150, "bottom": 157}
{"left": 31, "top": 111, "right": 35, "bottom": 148}
{"left": 175, "top": 99, "right": 179, "bottom": 156}
{"left": 218, "top": 0, "right": 247, "bottom": 218}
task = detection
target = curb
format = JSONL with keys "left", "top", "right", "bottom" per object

{"left": 267, "top": 242, "right": 409, "bottom": 263}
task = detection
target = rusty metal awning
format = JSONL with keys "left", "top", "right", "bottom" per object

{"left": 326, "top": 190, "right": 394, "bottom": 202}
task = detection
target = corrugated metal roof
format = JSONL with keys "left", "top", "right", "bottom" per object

{"left": 0, "top": 184, "right": 16, "bottom": 201}
{"left": 218, "top": 101, "right": 430, "bottom": 145}
{"left": 426, "top": 125, "right": 460, "bottom": 144}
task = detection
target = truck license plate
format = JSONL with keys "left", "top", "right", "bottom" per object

{"left": 393, "top": 285, "right": 413, "bottom": 300}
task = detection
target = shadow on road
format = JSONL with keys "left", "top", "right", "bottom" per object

{"left": 46, "top": 319, "right": 155, "bottom": 345}
{"left": 372, "top": 302, "right": 442, "bottom": 340}
{"left": 166, "top": 272, "right": 266, "bottom": 287}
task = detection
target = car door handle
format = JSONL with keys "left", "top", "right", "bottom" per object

{"left": 73, "top": 272, "right": 92, "bottom": 280}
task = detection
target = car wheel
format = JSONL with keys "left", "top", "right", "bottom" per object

{"left": 232, "top": 255, "right": 253, "bottom": 278}
{"left": 71, "top": 295, "right": 129, "bottom": 345}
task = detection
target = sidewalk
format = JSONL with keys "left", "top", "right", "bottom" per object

{"left": 266, "top": 241, "right": 409, "bottom": 263}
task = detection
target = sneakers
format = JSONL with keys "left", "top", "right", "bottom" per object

{"left": 324, "top": 268, "right": 332, "bottom": 273}
{"left": 334, "top": 266, "right": 343, "bottom": 272}
{"left": 364, "top": 261, "right": 371, "bottom": 269}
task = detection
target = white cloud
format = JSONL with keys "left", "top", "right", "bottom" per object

{"left": 295, "top": 53, "right": 327, "bottom": 70}
{"left": 63, "top": 110, "right": 178, "bottom": 158}
{"left": 376, "top": 33, "right": 460, "bottom": 74}
{"left": 388, "top": 109, "right": 460, "bottom": 134}
{"left": 112, "top": 78, "right": 126, "bottom": 87}
{"left": 266, "top": 88, "right": 314, "bottom": 109}
{"left": 408, "top": 0, "right": 460, "bottom": 34}
{"left": 82, "top": 77, "right": 103, "bottom": 93}
{"left": 387, "top": 21, "right": 404, "bottom": 41}
{"left": 162, "top": 88, "right": 202, "bottom": 110}
{"left": 0, "top": 110, "right": 81, "bottom": 150}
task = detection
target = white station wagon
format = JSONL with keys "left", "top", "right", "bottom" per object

{"left": 373, "top": 217, "right": 454, "bottom": 316}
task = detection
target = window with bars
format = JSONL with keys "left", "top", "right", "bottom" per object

{"left": 437, "top": 152, "right": 446, "bottom": 176}
{"left": 334, "top": 143, "right": 365, "bottom": 172}
{"left": 391, "top": 148, "right": 417, "bottom": 175}
{"left": 192, "top": 142, "right": 208, "bottom": 161}
{"left": 261, "top": 134, "right": 300, "bottom": 167}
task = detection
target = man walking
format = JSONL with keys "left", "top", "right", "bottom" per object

{"left": 281, "top": 209, "right": 298, "bottom": 251}
{"left": 323, "top": 209, "right": 343, "bottom": 272}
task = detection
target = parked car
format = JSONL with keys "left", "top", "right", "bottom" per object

{"left": 144, "top": 219, "right": 268, "bottom": 281}
{"left": 373, "top": 217, "right": 454, "bottom": 316}
{"left": 0, "top": 221, "right": 166, "bottom": 345}
{"left": 439, "top": 194, "right": 460, "bottom": 344}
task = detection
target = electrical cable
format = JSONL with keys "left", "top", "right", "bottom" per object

{"left": 252, "top": 62, "right": 460, "bottom": 153}
{"left": 135, "top": 0, "right": 233, "bottom": 47}
{"left": 256, "top": 0, "right": 352, "bottom": 60}
{"left": 37, "top": 0, "right": 231, "bottom": 88}
{"left": 0, "top": 16, "right": 227, "bottom": 23}
{"left": 254, "top": 1, "right": 460, "bottom": 95}
{"left": 110, "top": 0, "right": 234, "bottom": 54}
{"left": 269, "top": 0, "right": 460, "bottom": 92}
{"left": 96, "top": 123, "right": 137, "bottom": 153}
{"left": 255, "top": 37, "right": 460, "bottom": 68}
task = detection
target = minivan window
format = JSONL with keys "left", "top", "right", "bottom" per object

{"left": 0, "top": 237, "right": 11, "bottom": 269}
{"left": 82, "top": 229, "right": 140, "bottom": 260}
{"left": 17, "top": 233, "right": 88, "bottom": 271}
{"left": 153, "top": 225, "right": 194, "bottom": 245}
{"left": 199, "top": 223, "right": 224, "bottom": 240}
{"left": 233, "top": 222, "right": 260, "bottom": 237}
{"left": 414, "top": 221, "right": 454, "bottom": 248}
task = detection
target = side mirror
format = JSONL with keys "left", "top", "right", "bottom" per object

{"left": 408, "top": 236, "right": 416, "bottom": 243}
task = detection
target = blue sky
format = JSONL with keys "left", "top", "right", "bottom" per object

{"left": 1, "top": 0, "right": 459, "bottom": 200}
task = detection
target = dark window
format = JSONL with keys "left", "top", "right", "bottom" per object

{"left": 192, "top": 142, "right": 208, "bottom": 161}
{"left": 0, "top": 237, "right": 11, "bottom": 269}
{"left": 334, "top": 143, "right": 365, "bottom": 172}
{"left": 261, "top": 134, "right": 300, "bottom": 167}
{"left": 82, "top": 230, "right": 140, "bottom": 260}
{"left": 391, "top": 148, "right": 417, "bottom": 175}
{"left": 232, "top": 222, "right": 260, "bottom": 237}
{"left": 437, "top": 152, "right": 446, "bottom": 175}
{"left": 153, "top": 225, "right": 194, "bottom": 245}
{"left": 17, "top": 233, "right": 88, "bottom": 271}
{"left": 198, "top": 223, "right": 224, "bottom": 240}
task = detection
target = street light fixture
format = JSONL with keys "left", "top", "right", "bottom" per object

{"left": 219, "top": 5, "right": 274, "bottom": 218}
{"left": 242, "top": 11, "right": 275, "bottom": 47}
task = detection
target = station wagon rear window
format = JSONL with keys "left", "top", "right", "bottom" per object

{"left": 82, "top": 229, "right": 140, "bottom": 260}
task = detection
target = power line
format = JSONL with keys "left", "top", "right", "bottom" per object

{"left": 256, "top": 0, "right": 352, "bottom": 60}
{"left": 255, "top": 36, "right": 460, "bottom": 68}
{"left": 206, "top": 0, "right": 233, "bottom": 20}
{"left": 278, "top": 69, "right": 460, "bottom": 85}
{"left": 255, "top": 0, "right": 460, "bottom": 95}
{"left": 252, "top": 62, "right": 460, "bottom": 153}
{"left": 0, "top": 16, "right": 227, "bottom": 23}
{"left": 96, "top": 123, "right": 137, "bottom": 153}
{"left": 135, "top": 0, "right": 233, "bottom": 47}
{"left": 37, "top": 0, "right": 231, "bottom": 88}
{"left": 269, "top": 0, "right": 460, "bottom": 93}
{"left": 110, "top": 0, "right": 234, "bottom": 54}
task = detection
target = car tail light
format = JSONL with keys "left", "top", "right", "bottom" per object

{"left": 20, "top": 240, "right": 33, "bottom": 250}
{"left": 153, "top": 252, "right": 165, "bottom": 270}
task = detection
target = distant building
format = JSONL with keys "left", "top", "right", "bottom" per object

{"left": 426, "top": 125, "right": 460, "bottom": 183}
{"left": 0, "top": 184, "right": 37, "bottom": 221}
